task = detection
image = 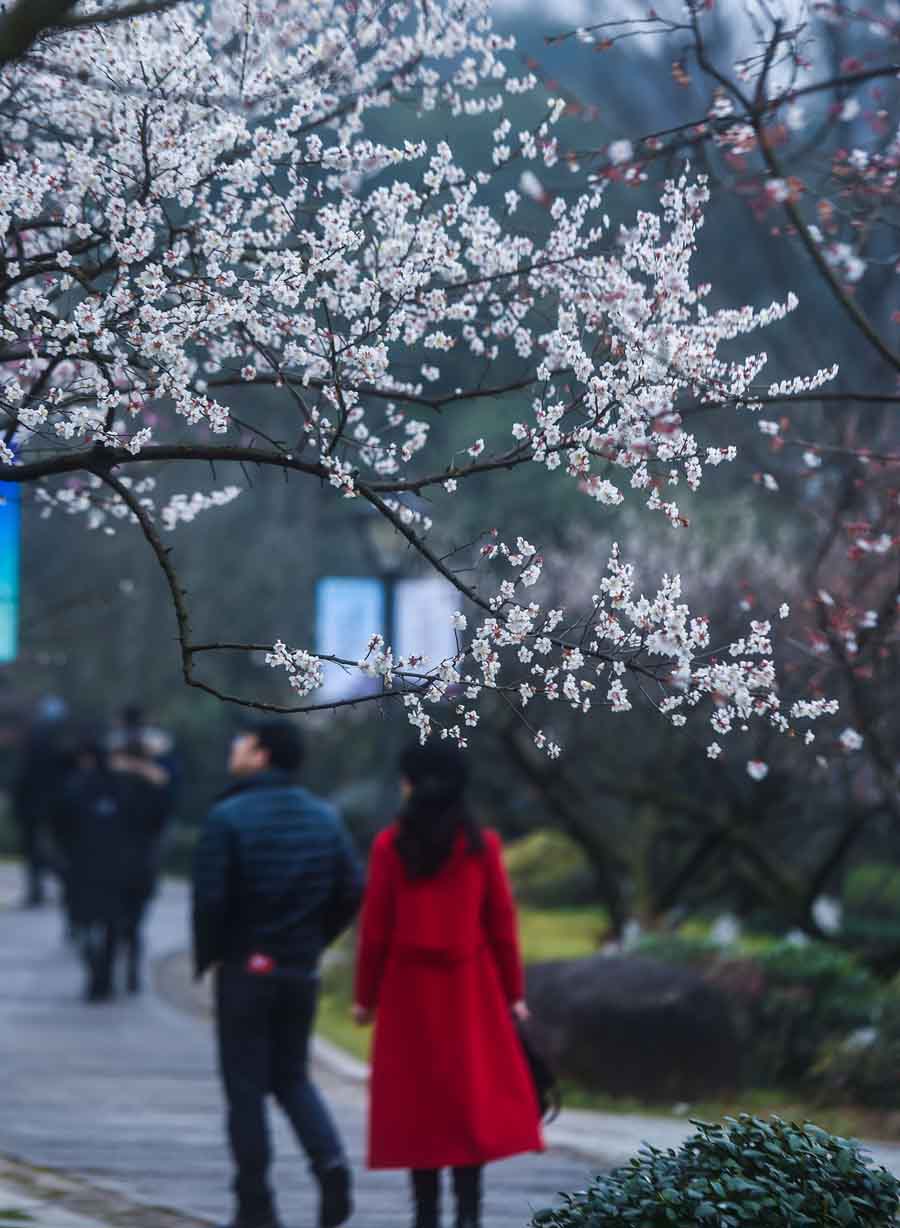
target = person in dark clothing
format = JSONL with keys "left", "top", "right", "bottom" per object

{"left": 107, "top": 703, "right": 182, "bottom": 806}
{"left": 60, "top": 729, "right": 172, "bottom": 999}
{"left": 192, "top": 718, "right": 363, "bottom": 1228}
{"left": 11, "top": 696, "right": 72, "bottom": 907}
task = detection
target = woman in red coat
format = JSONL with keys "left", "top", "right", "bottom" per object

{"left": 353, "top": 743, "right": 543, "bottom": 1228}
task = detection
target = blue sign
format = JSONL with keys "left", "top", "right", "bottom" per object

{"left": 315, "top": 577, "right": 384, "bottom": 701}
{"left": 0, "top": 477, "right": 19, "bottom": 663}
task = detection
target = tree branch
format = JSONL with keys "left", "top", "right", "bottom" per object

{"left": 0, "top": 0, "right": 183, "bottom": 65}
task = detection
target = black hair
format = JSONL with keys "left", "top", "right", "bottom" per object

{"left": 394, "top": 742, "right": 483, "bottom": 879}
{"left": 241, "top": 717, "right": 305, "bottom": 774}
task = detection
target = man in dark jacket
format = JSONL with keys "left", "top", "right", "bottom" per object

{"left": 192, "top": 719, "right": 363, "bottom": 1228}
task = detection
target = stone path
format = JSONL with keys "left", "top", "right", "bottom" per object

{"left": 0, "top": 870, "right": 596, "bottom": 1228}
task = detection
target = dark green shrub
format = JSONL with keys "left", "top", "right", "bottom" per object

{"left": 531, "top": 1115, "right": 900, "bottom": 1228}
{"left": 634, "top": 934, "right": 881, "bottom": 1088}
{"left": 844, "top": 863, "right": 900, "bottom": 918}
{"left": 843, "top": 864, "right": 900, "bottom": 945}
{"left": 750, "top": 943, "right": 881, "bottom": 1086}
{"left": 814, "top": 998, "right": 900, "bottom": 1109}
{"left": 505, "top": 830, "right": 597, "bottom": 908}
{"left": 635, "top": 932, "right": 721, "bottom": 966}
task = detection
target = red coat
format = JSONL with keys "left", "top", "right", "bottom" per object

{"left": 354, "top": 825, "right": 544, "bottom": 1170}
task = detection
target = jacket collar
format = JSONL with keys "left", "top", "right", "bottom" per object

{"left": 216, "top": 768, "right": 297, "bottom": 802}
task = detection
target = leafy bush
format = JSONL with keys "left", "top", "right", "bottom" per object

{"left": 750, "top": 943, "right": 881, "bottom": 1086}
{"left": 634, "top": 933, "right": 881, "bottom": 1088}
{"left": 635, "top": 932, "right": 722, "bottom": 966}
{"left": 815, "top": 997, "right": 900, "bottom": 1109}
{"left": 531, "top": 1115, "right": 900, "bottom": 1228}
{"left": 844, "top": 864, "right": 900, "bottom": 918}
{"left": 505, "top": 829, "right": 598, "bottom": 909}
{"left": 843, "top": 864, "right": 900, "bottom": 945}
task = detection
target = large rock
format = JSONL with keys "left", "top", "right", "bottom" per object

{"left": 525, "top": 955, "right": 740, "bottom": 1101}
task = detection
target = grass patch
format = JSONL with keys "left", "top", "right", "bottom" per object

{"left": 0, "top": 1209, "right": 36, "bottom": 1223}
{"left": 518, "top": 907, "right": 607, "bottom": 963}
{"left": 318, "top": 957, "right": 369, "bottom": 1063}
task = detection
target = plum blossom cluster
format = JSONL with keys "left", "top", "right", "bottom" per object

{"left": 0, "top": 3, "right": 833, "bottom": 525}
{"left": 264, "top": 541, "right": 838, "bottom": 758}
{"left": 33, "top": 474, "right": 156, "bottom": 533}
{"left": 264, "top": 642, "right": 324, "bottom": 699}
{"left": 160, "top": 487, "right": 242, "bottom": 532}
{"left": 0, "top": 0, "right": 845, "bottom": 751}
{"left": 502, "top": 175, "right": 834, "bottom": 526}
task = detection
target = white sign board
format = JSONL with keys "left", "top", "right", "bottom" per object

{"left": 314, "top": 575, "right": 461, "bottom": 702}
{"left": 395, "top": 577, "right": 459, "bottom": 667}
{"left": 315, "top": 577, "right": 384, "bottom": 702}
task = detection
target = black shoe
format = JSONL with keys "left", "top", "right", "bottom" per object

{"left": 317, "top": 1163, "right": 352, "bottom": 1228}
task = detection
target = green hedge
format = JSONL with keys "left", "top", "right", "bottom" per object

{"left": 635, "top": 933, "right": 882, "bottom": 1090}
{"left": 532, "top": 1115, "right": 900, "bottom": 1227}
{"left": 815, "top": 997, "right": 900, "bottom": 1109}
{"left": 505, "top": 829, "right": 597, "bottom": 909}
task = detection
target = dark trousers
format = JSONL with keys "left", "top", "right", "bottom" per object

{"left": 81, "top": 922, "right": 117, "bottom": 1000}
{"left": 216, "top": 966, "right": 345, "bottom": 1223}
{"left": 79, "top": 912, "right": 145, "bottom": 1000}
{"left": 17, "top": 815, "right": 47, "bottom": 905}
{"left": 411, "top": 1166, "right": 482, "bottom": 1228}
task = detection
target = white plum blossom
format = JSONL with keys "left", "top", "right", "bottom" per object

{"left": 161, "top": 487, "right": 242, "bottom": 531}
{"left": 608, "top": 140, "right": 634, "bottom": 165}
{"left": 264, "top": 642, "right": 324, "bottom": 698}
{"left": 839, "top": 727, "right": 864, "bottom": 752}
{"left": 747, "top": 760, "right": 769, "bottom": 782}
{"left": 0, "top": 0, "right": 843, "bottom": 752}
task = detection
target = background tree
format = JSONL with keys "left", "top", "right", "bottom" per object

{"left": 0, "top": 0, "right": 832, "bottom": 770}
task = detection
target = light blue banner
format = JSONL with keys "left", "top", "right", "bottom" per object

{"left": 0, "top": 478, "right": 19, "bottom": 663}
{"left": 315, "top": 577, "right": 384, "bottom": 701}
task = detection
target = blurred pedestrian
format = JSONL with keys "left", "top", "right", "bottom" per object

{"left": 61, "top": 727, "right": 172, "bottom": 1000}
{"left": 107, "top": 703, "right": 181, "bottom": 804}
{"left": 353, "top": 743, "right": 543, "bottom": 1228}
{"left": 192, "top": 718, "right": 363, "bottom": 1228}
{"left": 11, "top": 694, "right": 71, "bottom": 908}
{"left": 105, "top": 703, "right": 178, "bottom": 926}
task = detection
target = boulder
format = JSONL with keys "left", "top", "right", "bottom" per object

{"left": 525, "top": 954, "right": 741, "bottom": 1101}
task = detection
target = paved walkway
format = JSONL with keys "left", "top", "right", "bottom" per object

{"left": 4, "top": 867, "right": 900, "bottom": 1228}
{"left": 0, "top": 870, "right": 594, "bottom": 1228}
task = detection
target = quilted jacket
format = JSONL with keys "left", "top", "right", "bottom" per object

{"left": 192, "top": 769, "right": 363, "bottom": 977}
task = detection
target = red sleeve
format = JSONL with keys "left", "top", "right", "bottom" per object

{"left": 483, "top": 830, "right": 525, "bottom": 1002}
{"left": 353, "top": 830, "right": 396, "bottom": 1011}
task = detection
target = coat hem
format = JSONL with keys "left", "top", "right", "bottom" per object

{"left": 367, "top": 1140, "right": 545, "bottom": 1170}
